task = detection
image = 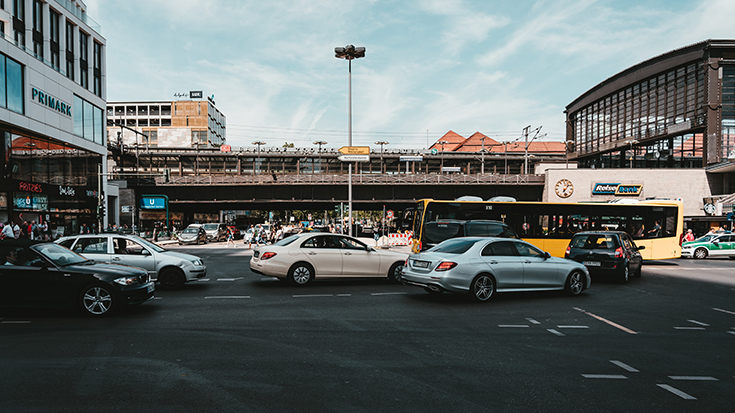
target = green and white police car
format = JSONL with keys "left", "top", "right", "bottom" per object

{"left": 681, "top": 233, "right": 735, "bottom": 259}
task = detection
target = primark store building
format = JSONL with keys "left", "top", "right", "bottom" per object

{"left": 0, "top": 1, "right": 107, "bottom": 237}
{"left": 544, "top": 39, "right": 735, "bottom": 233}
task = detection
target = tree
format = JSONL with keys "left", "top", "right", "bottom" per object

{"left": 282, "top": 142, "right": 294, "bottom": 148}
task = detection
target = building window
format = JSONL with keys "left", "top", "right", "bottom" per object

{"left": 0, "top": 52, "right": 25, "bottom": 114}
{"left": 65, "top": 21, "right": 74, "bottom": 81}
{"left": 73, "top": 95, "right": 104, "bottom": 145}
{"left": 93, "top": 42, "right": 102, "bottom": 97}
{"left": 13, "top": 0, "right": 25, "bottom": 47}
{"left": 32, "top": 0, "right": 43, "bottom": 60}
{"left": 79, "top": 31, "right": 88, "bottom": 89}
{"left": 49, "top": 9, "right": 60, "bottom": 70}
{"left": 142, "top": 130, "right": 157, "bottom": 148}
{"left": 191, "top": 130, "right": 207, "bottom": 147}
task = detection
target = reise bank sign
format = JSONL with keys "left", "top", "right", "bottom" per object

{"left": 592, "top": 183, "right": 642, "bottom": 196}
{"left": 30, "top": 86, "right": 72, "bottom": 117}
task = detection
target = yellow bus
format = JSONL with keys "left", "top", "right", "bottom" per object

{"left": 410, "top": 199, "right": 683, "bottom": 260}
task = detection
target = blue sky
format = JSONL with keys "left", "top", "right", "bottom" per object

{"left": 87, "top": 0, "right": 735, "bottom": 150}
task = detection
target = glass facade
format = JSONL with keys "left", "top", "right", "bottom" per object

{"left": 0, "top": 52, "right": 24, "bottom": 115}
{"left": 73, "top": 95, "right": 104, "bottom": 144}
{"left": 722, "top": 66, "right": 735, "bottom": 160}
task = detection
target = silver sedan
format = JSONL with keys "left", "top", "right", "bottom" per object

{"left": 249, "top": 233, "right": 407, "bottom": 285}
{"left": 401, "top": 237, "right": 590, "bottom": 302}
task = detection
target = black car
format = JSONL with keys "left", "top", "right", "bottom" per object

{"left": 178, "top": 226, "right": 207, "bottom": 245}
{"left": 564, "top": 231, "right": 644, "bottom": 283}
{"left": 0, "top": 239, "right": 154, "bottom": 316}
{"left": 421, "top": 219, "right": 520, "bottom": 251}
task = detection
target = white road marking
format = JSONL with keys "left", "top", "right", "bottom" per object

{"left": 1, "top": 321, "right": 31, "bottom": 324}
{"left": 198, "top": 278, "right": 210, "bottom": 282}
{"left": 674, "top": 327, "right": 706, "bottom": 330}
{"left": 217, "top": 277, "right": 244, "bottom": 282}
{"left": 669, "top": 376, "right": 718, "bottom": 381}
{"left": 370, "top": 292, "right": 408, "bottom": 296}
{"left": 713, "top": 307, "right": 735, "bottom": 316}
{"left": 153, "top": 297, "right": 163, "bottom": 300}
{"left": 573, "top": 307, "right": 638, "bottom": 334}
{"left": 657, "top": 384, "right": 696, "bottom": 400}
{"left": 582, "top": 374, "right": 627, "bottom": 379}
{"left": 610, "top": 360, "right": 639, "bottom": 373}
{"left": 547, "top": 329, "right": 565, "bottom": 336}
{"left": 557, "top": 325, "right": 589, "bottom": 329}
{"left": 687, "top": 320, "right": 709, "bottom": 326}
{"left": 204, "top": 296, "right": 250, "bottom": 299}
{"left": 498, "top": 325, "right": 529, "bottom": 328}
{"left": 727, "top": 331, "right": 735, "bottom": 336}
{"left": 336, "top": 294, "right": 352, "bottom": 297}
{"left": 293, "top": 294, "right": 334, "bottom": 298}
{"left": 526, "top": 318, "right": 540, "bottom": 324}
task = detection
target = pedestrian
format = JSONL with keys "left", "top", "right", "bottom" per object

{"left": 13, "top": 222, "right": 21, "bottom": 239}
{"left": 1, "top": 222, "right": 12, "bottom": 239}
{"left": 684, "top": 229, "right": 695, "bottom": 242}
{"left": 226, "top": 228, "right": 236, "bottom": 247}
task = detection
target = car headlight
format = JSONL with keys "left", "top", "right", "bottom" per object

{"left": 192, "top": 259, "right": 203, "bottom": 266}
{"left": 114, "top": 276, "right": 139, "bottom": 285}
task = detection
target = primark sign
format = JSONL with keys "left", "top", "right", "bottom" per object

{"left": 31, "top": 86, "right": 72, "bottom": 117}
{"left": 592, "top": 183, "right": 643, "bottom": 196}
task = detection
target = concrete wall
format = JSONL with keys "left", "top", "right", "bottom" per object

{"left": 543, "top": 168, "right": 710, "bottom": 216}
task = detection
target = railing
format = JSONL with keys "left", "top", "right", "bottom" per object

{"left": 156, "top": 173, "right": 545, "bottom": 186}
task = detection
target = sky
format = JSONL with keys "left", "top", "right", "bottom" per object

{"left": 86, "top": 0, "right": 735, "bottom": 150}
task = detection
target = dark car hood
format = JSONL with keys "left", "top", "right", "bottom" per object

{"left": 61, "top": 261, "right": 147, "bottom": 277}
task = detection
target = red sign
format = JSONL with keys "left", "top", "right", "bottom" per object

{"left": 19, "top": 181, "right": 43, "bottom": 193}
{"left": 220, "top": 144, "right": 232, "bottom": 153}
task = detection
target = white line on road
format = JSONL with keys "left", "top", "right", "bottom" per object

{"left": 153, "top": 297, "right": 162, "bottom": 300}
{"left": 336, "top": 294, "right": 352, "bottom": 297}
{"left": 547, "top": 329, "right": 565, "bottom": 336}
{"left": 370, "top": 292, "right": 408, "bottom": 296}
{"left": 713, "top": 307, "right": 735, "bottom": 316}
{"left": 198, "top": 278, "right": 210, "bottom": 282}
{"left": 610, "top": 360, "right": 639, "bottom": 373}
{"left": 526, "top": 318, "right": 541, "bottom": 325}
{"left": 573, "top": 307, "right": 638, "bottom": 334}
{"left": 669, "top": 376, "right": 718, "bottom": 381}
{"left": 582, "top": 374, "right": 627, "bottom": 379}
{"left": 727, "top": 331, "right": 735, "bottom": 336}
{"left": 498, "top": 325, "right": 530, "bottom": 328}
{"left": 557, "top": 325, "right": 589, "bottom": 329}
{"left": 204, "top": 296, "right": 250, "bottom": 299}
{"left": 687, "top": 320, "right": 710, "bottom": 326}
{"left": 217, "top": 277, "right": 244, "bottom": 282}
{"left": 293, "top": 294, "right": 334, "bottom": 298}
{"left": 674, "top": 327, "right": 706, "bottom": 330}
{"left": 657, "top": 384, "right": 697, "bottom": 400}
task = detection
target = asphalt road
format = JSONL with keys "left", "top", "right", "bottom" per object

{"left": 1, "top": 241, "right": 734, "bottom": 412}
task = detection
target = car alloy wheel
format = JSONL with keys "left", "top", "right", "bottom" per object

{"left": 566, "top": 271, "right": 584, "bottom": 296}
{"left": 388, "top": 262, "right": 403, "bottom": 283}
{"left": 81, "top": 285, "right": 115, "bottom": 316}
{"left": 289, "top": 263, "right": 314, "bottom": 285}
{"left": 470, "top": 274, "right": 495, "bottom": 302}
{"left": 159, "top": 268, "right": 185, "bottom": 290}
{"left": 694, "top": 248, "right": 708, "bottom": 259}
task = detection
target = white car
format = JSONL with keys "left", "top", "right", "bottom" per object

{"left": 56, "top": 234, "right": 206, "bottom": 289}
{"left": 250, "top": 233, "right": 406, "bottom": 285}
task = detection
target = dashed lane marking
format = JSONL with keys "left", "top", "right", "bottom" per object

{"left": 198, "top": 278, "right": 210, "bottom": 282}
{"left": 687, "top": 320, "right": 709, "bottom": 326}
{"left": 669, "top": 376, "right": 718, "bottom": 381}
{"left": 217, "top": 277, "right": 244, "bottom": 282}
{"left": 293, "top": 294, "right": 336, "bottom": 298}
{"left": 547, "top": 329, "right": 564, "bottom": 336}
{"left": 573, "top": 307, "right": 638, "bottom": 334}
{"left": 370, "top": 292, "right": 408, "bottom": 296}
{"left": 713, "top": 308, "right": 735, "bottom": 316}
{"left": 727, "top": 331, "right": 735, "bottom": 336}
{"left": 610, "top": 360, "right": 639, "bottom": 373}
{"left": 526, "top": 318, "right": 540, "bottom": 325}
{"left": 582, "top": 374, "right": 627, "bottom": 379}
{"left": 204, "top": 296, "right": 250, "bottom": 299}
{"left": 557, "top": 325, "right": 589, "bottom": 329}
{"left": 498, "top": 325, "right": 530, "bottom": 328}
{"left": 674, "top": 327, "right": 706, "bottom": 330}
{"left": 657, "top": 384, "right": 697, "bottom": 400}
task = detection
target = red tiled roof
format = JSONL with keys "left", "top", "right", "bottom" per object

{"left": 430, "top": 131, "right": 565, "bottom": 154}
{"left": 453, "top": 132, "right": 501, "bottom": 152}
{"left": 429, "top": 130, "right": 465, "bottom": 151}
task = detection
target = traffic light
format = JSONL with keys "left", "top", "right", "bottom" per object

{"left": 98, "top": 205, "right": 106, "bottom": 217}
{"left": 163, "top": 168, "right": 171, "bottom": 183}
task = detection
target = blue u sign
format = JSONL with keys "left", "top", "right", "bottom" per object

{"left": 140, "top": 197, "right": 166, "bottom": 210}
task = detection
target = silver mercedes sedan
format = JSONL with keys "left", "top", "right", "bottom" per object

{"left": 401, "top": 237, "right": 590, "bottom": 302}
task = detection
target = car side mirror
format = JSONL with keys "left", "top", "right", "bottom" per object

{"left": 142, "top": 249, "right": 151, "bottom": 256}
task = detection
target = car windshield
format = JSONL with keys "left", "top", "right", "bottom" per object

{"left": 33, "top": 243, "right": 89, "bottom": 266}
{"left": 424, "top": 222, "right": 463, "bottom": 244}
{"left": 203, "top": 224, "right": 218, "bottom": 230}
{"left": 692, "top": 235, "right": 716, "bottom": 243}
{"left": 183, "top": 228, "right": 198, "bottom": 234}
{"left": 428, "top": 238, "right": 477, "bottom": 254}
{"left": 129, "top": 236, "right": 165, "bottom": 252}
{"left": 571, "top": 234, "right": 618, "bottom": 249}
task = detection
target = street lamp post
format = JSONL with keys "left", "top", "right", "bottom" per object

{"left": 253, "top": 141, "right": 265, "bottom": 174}
{"left": 313, "top": 140, "right": 327, "bottom": 173}
{"left": 335, "top": 44, "right": 366, "bottom": 237}
{"left": 375, "top": 141, "right": 389, "bottom": 173}
{"left": 625, "top": 139, "right": 638, "bottom": 168}
{"left": 480, "top": 136, "right": 486, "bottom": 174}
{"left": 438, "top": 140, "right": 448, "bottom": 173}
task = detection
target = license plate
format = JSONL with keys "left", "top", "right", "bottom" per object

{"left": 583, "top": 261, "right": 601, "bottom": 267}
{"left": 147, "top": 284, "right": 155, "bottom": 293}
{"left": 413, "top": 260, "right": 430, "bottom": 268}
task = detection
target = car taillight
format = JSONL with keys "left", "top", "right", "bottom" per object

{"left": 261, "top": 252, "right": 277, "bottom": 260}
{"left": 614, "top": 247, "right": 623, "bottom": 258}
{"left": 565, "top": 246, "right": 571, "bottom": 258}
{"left": 434, "top": 261, "right": 457, "bottom": 272}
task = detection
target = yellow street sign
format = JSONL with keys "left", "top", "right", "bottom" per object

{"left": 338, "top": 146, "right": 370, "bottom": 155}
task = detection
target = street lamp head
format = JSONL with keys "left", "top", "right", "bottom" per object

{"left": 335, "top": 45, "right": 366, "bottom": 60}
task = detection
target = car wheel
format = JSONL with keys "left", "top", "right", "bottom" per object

{"left": 388, "top": 262, "right": 403, "bottom": 283}
{"left": 619, "top": 264, "right": 629, "bottom": 284}
{"left": 633, "top": 263, "right": 642, "bottom": 278}
{"left": 565, "top": 270, "right": 585, "bottom": 296}
{"left": 80, "top": 284, "right": 116, "bottom": 316}
{"left": 469, "top": 274, "right": 495, "bottom": 302}
{"left": 159, "top": 268, "right": 185, "bottom": 290}
{"left": 694, "top": 248, "right": 708, "bottom": 259}
{"left": 288, "top": 262, "right": 314, "bottom": 285}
